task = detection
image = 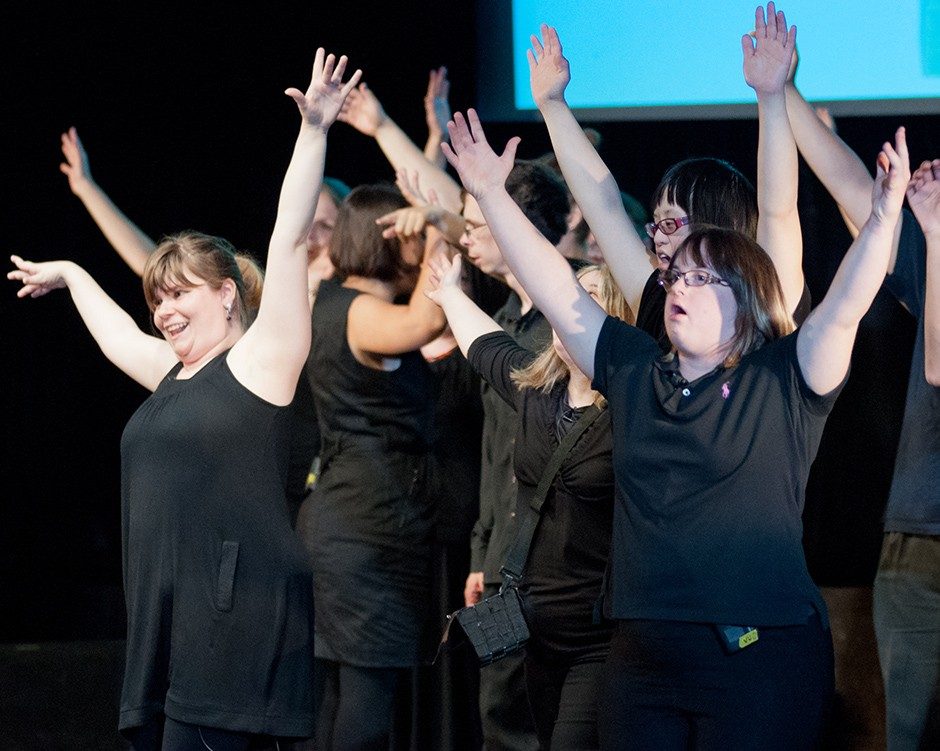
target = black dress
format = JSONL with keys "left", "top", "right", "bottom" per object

{"left": 119, "top": 352, "right": 315, "bottom": 738}
{"left": 297, "top": 278, "right": 434, "bottom": 667}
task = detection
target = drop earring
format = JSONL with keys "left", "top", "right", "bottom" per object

{"left": 225, "top": 302, "right": 233, "bottom": 321}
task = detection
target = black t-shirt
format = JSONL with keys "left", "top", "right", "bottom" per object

{"left": 469, "top": 331, "right": 614, "bottom": 656}
{"left": 593, "top": 317, "right": 844, "bottom": 626}
{"left": 882, "top": 210, "right": 940, "bottom": 534}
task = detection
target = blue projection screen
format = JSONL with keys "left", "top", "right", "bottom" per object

{"left": 477, "top": 0, "right": 940, "bottom": 120}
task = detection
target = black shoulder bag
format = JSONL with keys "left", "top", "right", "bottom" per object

{"left": 437, "top": 404, "right": 602, "bottom": 667}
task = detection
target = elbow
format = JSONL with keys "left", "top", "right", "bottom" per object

{"left": 925, "top": 360, "right": 940, "bottom": 388}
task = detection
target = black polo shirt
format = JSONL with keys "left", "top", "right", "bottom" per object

{"left": 593, "top": 317, "right": 844, "bottom": 626}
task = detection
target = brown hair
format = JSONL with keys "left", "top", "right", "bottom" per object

{"left": 142, "top": 230, "right": 263, "bottom": 329}
{"left": 671, "top": 226, "right": 794, "bottom": 366}
{"left": 510, "top": 264, "right": 632, "bottom": 405}
{"left": 328, "top": 183, "right": 413, "bottom": 282}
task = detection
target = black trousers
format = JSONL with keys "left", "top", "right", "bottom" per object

{"left": 314, "top": 658, "right": 402, "bottom": 751}
{"left": 524, "top": 646, "right": 606, "bottom": 750}
{"left": 598, "top": 612, "right": 834, "bottom": 750}
{"left": 478, "top": 584, "right": 540, "bottom": 751}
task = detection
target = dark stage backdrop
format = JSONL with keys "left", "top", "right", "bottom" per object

{"left": 2, "top": 3, "right": 937, "bottom": 641}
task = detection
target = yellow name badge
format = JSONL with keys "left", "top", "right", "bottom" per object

{"left": 739, "top": 628, "right": 759, "bottom": 649}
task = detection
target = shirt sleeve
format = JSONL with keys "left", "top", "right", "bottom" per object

{"left": 467, "top": 331, "right": 534, "bottom": 412}
{"left": 885, "top": 209, "right": 927, "bottom": 318}
{"left": 592, "top": 315, "right": 659, "bottom": 396}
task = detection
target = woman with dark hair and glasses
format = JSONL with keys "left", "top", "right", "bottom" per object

{"left": 441, "top": 88, "right": 908, "bottom": 747}
{"left": 527, "top": 6, "right": 811, "bottom": 355}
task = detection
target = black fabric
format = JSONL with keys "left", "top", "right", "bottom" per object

{"left": 882, "top": 210, "right": 940, "bottom": 535}
{"left": 524, "top": 650, "right": 605, "bottom": 751}
{"left": 297, "top": 278, "right": 434, "bottom": 667}
{"left": 285, "top": 363, "right": 320, "bottom": 526}
{"left": 593, "top": 318, "right": 844, "bottom": 626}
{"left": 470, "top": 331, "right": 615, "bottom": 656}
{"left": 634, "top": 270, "right": 669, "bottom": 352}
{"left": 598, "top": 613, "right": 834, "bottom": 750}
{"left": 470, "top": 293, "right": 551, "bottom": 584}
{"left": 314, "top": 660, "right": 402, "bottom": 751}
{"left": 426, "top": 349, "right": 484, "bottom": 545}
{"left": 119, "top": 352, "right": 315, "bottom": 737}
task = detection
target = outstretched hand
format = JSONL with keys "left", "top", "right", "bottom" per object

{"left": 870, "top": 127, "right": 910, "bottom": 228}
{"left": 59, "top": 127, "right": 93, "bottom": 193}
{"left": 8, "top": 255, "right": 70, "bottom": 299}
{"left": 742, "top": 2, "right": 796, "bottom": 96}
{"left": 338, "top": 82, "right": 386, "bottom": 136}
{"left": 528, "top": 24, "right": 570, "bottom": 107}
{"left": 424, "top": 252, "right": 463, "bottom": 307}
{"left": 441, "top": 110, "right": 519, "bottom": 200}
{"left": 424, "top": 66, "right": 451, "bottom": 140}
{"left": 907, "top": 158, "right": 940, "bottom": 235}
{"left": 285, "top": 48, "right": 362, "bottom": 132}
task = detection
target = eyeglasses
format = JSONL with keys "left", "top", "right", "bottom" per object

{"left": 645, "top": 216, "right": 691, "bottom": 239}
{"left": 658, "top": 268, "right": 730, "bottom": 290}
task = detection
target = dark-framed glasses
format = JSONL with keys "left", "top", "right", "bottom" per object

{"left": 658, "top": 268, "right": 730, "bottom": 290}
{"left": 644, "top": 216, "right": 691, "bottom": 239}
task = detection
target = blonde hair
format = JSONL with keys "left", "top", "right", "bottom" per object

{"left": 142, "top": 231, "right": 264, "bottom": 329}
{"left": 510, "top": 264, "right": 633, "bottom": 406}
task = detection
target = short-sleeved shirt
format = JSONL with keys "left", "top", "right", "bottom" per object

{"left": 593, "top": 318, "right": 844, "bottom": 626}
{"left": 882, "top": 210, "right": 940, "bottom": 535}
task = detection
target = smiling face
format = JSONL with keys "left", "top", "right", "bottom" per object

{"left": 461, "top": 194, "right": 510, "bottom": 279}
{"left": 151, "top": 268, "right": 235, "bottom": 364}
{"left": 649, "top": 197, "right": 691, "bottom": 270}
{"left": 306, "top": 192, "right": 339, "bottom": 269}
{"left": 663, "top": 244, "right": 737, "bottom": 363}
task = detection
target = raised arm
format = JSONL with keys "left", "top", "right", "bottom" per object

{"left": 423, "top": 66, "right": 451, "bottom": 170}
{"left": 743, "top": 2, "right": 804, "bottom": 314}
{"left": 230, "top": 49, "right": 361, "bottom": 405}
{"left": 425, "top": 253, "right": 501, "bottom": 356}
{"left": 60, "top": 127, "right": 157, "bottom": 276}
{"left": 528, "top": 25, "right": 650, "bottom": 315}
{"left": 907, "top": 158, "right": 940, "bottom": 385}
{"left": 9, "top": 256, "right": 175, "bottom": 390}
{"left": 797, "top": 128, "right": 910, "bottom": 394}
{"left": 442, "top": 109, "right": 606, "bottom": 378}
{"left": 346, "top": 228, "right": 448, "bottom": 356}
{"left": 783, "top": 46, "right": 901, "bottom": 267}
{"left": 338, "top": 81, "right": 462, "bottom": 212}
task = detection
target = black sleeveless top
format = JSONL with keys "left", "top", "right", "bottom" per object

{"left": 119, "top": 352, "right": 315, "bottom": 737}
{"left": 297, "top": 279, "right": 435, "bottom": 666}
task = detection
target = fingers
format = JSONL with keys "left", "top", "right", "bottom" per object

{"left": 754, "top": 4, "right": 767, "bottom": 38}
{"left": 341, "top": 68, "right": 363, "bottom": 97}
{"left": 310, "top": 47, "right": 325, "bottom": 81}
{"left": 530, "top": 32, "right": 544, "bottom": 60}
{"left": 465, "top": 109, "right": 488, "bottom": 145}
{"left": 501, "top": 136, "right": 522, "bottom": 164}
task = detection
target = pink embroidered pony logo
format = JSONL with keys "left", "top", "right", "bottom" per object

{"left": 721, "top": 381, "right": 731, "bottom": 400}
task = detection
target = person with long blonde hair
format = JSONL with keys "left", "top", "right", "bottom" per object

{"left": 427, "top": 258, "right": 632, "bottom": 749}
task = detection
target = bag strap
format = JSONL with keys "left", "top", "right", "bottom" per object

{"left": 499, "top": 403, "right": 602, "bottom": 586}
